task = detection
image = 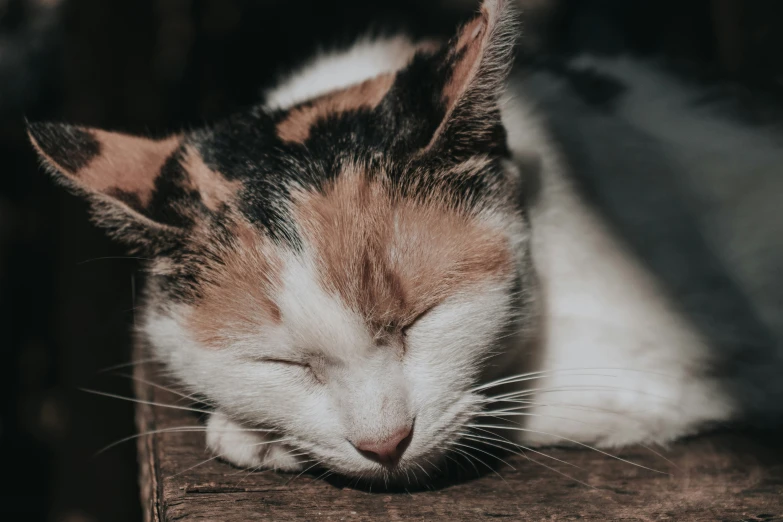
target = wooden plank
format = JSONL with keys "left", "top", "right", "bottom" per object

{"left": 133, "top": 344, "right": 783, "bottom": 521}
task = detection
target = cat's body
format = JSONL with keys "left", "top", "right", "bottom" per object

{"left": 29, "top": 0, "right": 781, "bottom": 483}
{"left": 261, "top": 33, "right": 735, "bottom": 450}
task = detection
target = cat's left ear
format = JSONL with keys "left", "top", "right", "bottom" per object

{"left": 406, "top": 0, "right": 517, "bottom": 158}
{"left": 27, "top": 122, "right": 242, "bottom": 252}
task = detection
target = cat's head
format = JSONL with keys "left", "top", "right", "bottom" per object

{"left": 29, "top": 0, "right": 536, "bottom": 481}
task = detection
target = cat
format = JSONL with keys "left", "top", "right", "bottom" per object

{"left": 28, "top": 0, "right": 782, "bottom": 483}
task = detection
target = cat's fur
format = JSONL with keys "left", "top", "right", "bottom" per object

{"left": 28, "top": 0, "right": 781, "bottom": 482}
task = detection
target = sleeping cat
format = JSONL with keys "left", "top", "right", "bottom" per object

{"left": 28, "top": 0, "right": 781, "bottom": 482}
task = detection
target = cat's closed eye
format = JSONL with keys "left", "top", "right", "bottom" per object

{"left": 254, "top": 357, "right": 327, "bottom": 384}
{"left": 252, "top": 357, "right": 310, "bottom": 369}
{"left": 401, "top": 305, "right": 437, "bottom": 337}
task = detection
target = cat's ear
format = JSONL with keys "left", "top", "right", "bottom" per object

{"left": 406, "top": 0, "right": 517, "bottom": 158}
{"left": 28, "top": 122, "right": 240, "bottom": 252}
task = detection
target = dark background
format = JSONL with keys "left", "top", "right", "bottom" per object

{"left": 1, "top": 1, "right": 780, "bottom": 520}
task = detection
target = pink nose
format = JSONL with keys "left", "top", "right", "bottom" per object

{"left": 353, "top": 426, "right": 413, "bottom": 467}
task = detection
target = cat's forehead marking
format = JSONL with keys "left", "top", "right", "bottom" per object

{"left": 276, "top": 72, "right": 396, "bottom": 144}
{"left": 293, "top": 164, "right": 513, "bottom": 332}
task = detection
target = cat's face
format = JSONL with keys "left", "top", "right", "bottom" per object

{"left": 30, "top": 0, "right": 534, "bottom": 480}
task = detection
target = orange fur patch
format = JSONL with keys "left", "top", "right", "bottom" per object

{"left": 187, "top": 221, "right": 283, "bottom": 348}
{"left": 181, "top": 146, "right": 243, "bottom": 211}
{"left": 293, "top": 165, "right": 513, "bottom": 335}
{"left": 276, "top": 73, "right": 396, "bottom": 144}
{"left": 78, "top": 131, "right": 181, "bottom": 207}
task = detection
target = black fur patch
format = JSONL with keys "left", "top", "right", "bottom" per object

{"left": 191, "top": 47, "right": 512, "bottom": 249}
{"left": 145, "top": 152, "right": 200, "bottom": 229}
{"left": 106, "top": 188, "right": 146, "bottom": 211}
{"left": 28, "top": 122, "right": 101, "bottom": 173}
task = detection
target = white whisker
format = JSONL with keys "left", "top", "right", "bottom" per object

{"left": 80, "top": 388, "right": 213, "bottom": 414}
{"left": 461, "top": 428, "right": 584, "bottom": 470}
{"left": 169, "top": 454, "right": 223, "bottom": 478}
{"left": 467, "top": 423, "right": 669, "bottom": 475}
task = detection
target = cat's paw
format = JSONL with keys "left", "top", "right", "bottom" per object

{"left": 205, "top": 411, "right": 303, "bottom": 472}
{"left": 516, "top": 370, "right": 733, "bottom": 448}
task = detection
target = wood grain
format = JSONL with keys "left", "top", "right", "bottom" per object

{"left": 133, "top": 344, "right": 783, "bottom": 521}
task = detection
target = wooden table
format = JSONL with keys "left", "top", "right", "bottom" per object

{"left": 134, "top": 358, "right": 783, "bottom": 521}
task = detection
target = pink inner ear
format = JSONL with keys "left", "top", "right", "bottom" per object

{"left": 470, "top": 19, "right": 486, "bottom": 40}
{"left": 422, "top": 0, "right": 510, "bottom": 153}
{"left": 443, "top": 16, "right": 489, "bottom": 107}
{"left": 443, "top": 0, "right": 508, "bottom": 109}
{"left": 75, "top": 130, "right": 181, "bottom": 207}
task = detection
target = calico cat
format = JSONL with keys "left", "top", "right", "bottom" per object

{"left": 28, "top": 0, "right": 781, "bottom": 482}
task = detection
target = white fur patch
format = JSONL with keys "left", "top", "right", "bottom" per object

{"left": 264, "top": 35, "right": 421, "bottom": 110}
{"left": 499, "top": 89, "right": 736, "bottom": 447}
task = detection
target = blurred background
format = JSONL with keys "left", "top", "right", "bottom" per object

{"left": 1, "top": 0, "right": 781, "bottom": 520}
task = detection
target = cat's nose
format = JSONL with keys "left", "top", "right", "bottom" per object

{"left": 353, "top": 425, "right": 413, "bottom": 467}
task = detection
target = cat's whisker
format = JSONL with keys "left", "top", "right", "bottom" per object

{"left": 313, "top": 468, "right": 335, "bottom": 482}
{"left": 114, "top": 372, "right": 213, "bottom": 406}
{"left": 477, "top": 409, "right": 599, "bottom": 427}
{"left": 97, "top": 357, "right": 163, "bottom": 374}
{"left": 101, "top": 423, "right": 283, "bottom": 456}
{"left": 460, "top": 428, "right": 584, "bottom": 470}
{"left": 479, "top": 399, "right": 679, "bottom": 430}
{"left": 131, "top": 273, "right": 137, "bottom": 329}
{"left": 471, "top": 404, "right": 648, "bottom": 490}
{"left": 479, "top": 402, "right": 536, "bottom": 411}
{"left": 638, "top": 443, "right": 681, "bottom": 471}
{"left": 473, "top": 367, "right": 677, "bottom": 394}
{"left": 467, "top": 423, "right": 669, "bottom": 475}
{"left": 235, "top": 464, "right": 269, "bottom": 485}
{"left": 233, "top": 444, "right": 306, "bottom": 485}
{"left": 484, "top": 385, "right": 676, "bottom": 405}
{"left": 95, "top": 426, "right": 207, "bottom": 455}
{"left": 402, "top": 466, "right": 412, "bottom": 485}
{"left": 441, "top": 451, "right": 469, "bottom": 475}
{"left": 448, "top": 446, "right": 481, "bottom": 476}
{"left": 421, "top": 456, "right": 441, "bottom": 474}
{"left": 285, "top": 460, "right": 324, "bottom": 486}
{"left": 482, "top": 372, "right": 621, "bottom": 391}
{"left": 450, "top": 440, "right": 514, "bottom": 475}
{"left": 411, "top": 461, "right": 431, "bottom": 479}
{"left": 250, "top": 437, "right": 295, "bottom": 447}
{"left": 80, "top": 388, "right": 213, "bottom": 415}
{"left": 77, "top": 255, "right": 155, "bottom": 265}
{"left": 472, "top": 368, "right": 604, "bottom": 392}
{"left": 457, "top": 430, "right": 595, "bottom": 489}
{"left": 169, "top": 453, "right": 223, "bottom": 478}
{"left": 519, "top": 450, "right": 595, "bottom": 489}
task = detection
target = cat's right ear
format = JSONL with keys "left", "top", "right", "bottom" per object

{"left": 28, "top": 122, "right": 240, "bottom": 253}
{"left": 394, "top": 0, "right": 517, "bottom": 160}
